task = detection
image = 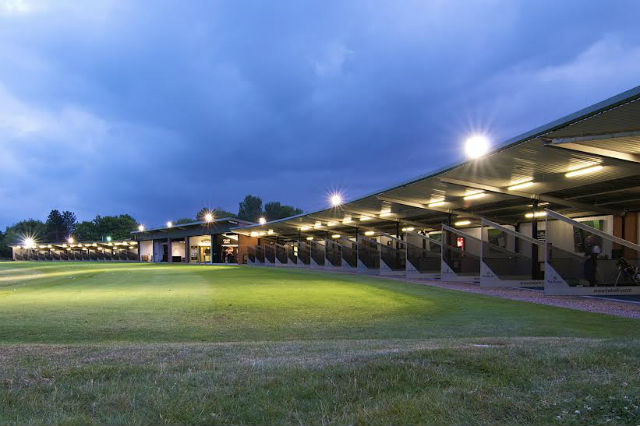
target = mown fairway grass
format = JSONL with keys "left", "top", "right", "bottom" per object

{"left": 0, "top": 262, "right": 639, "bottom": 425}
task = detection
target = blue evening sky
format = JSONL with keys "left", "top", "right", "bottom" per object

{"left": 1, "top": 0, "right": 640, "bottom": 228}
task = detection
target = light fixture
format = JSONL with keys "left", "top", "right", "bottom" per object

{"left": 267, "top": 229, "right": 274, "bottom": 235}
{"left": 331, "top": 234, "right": 341, "bottom": 239}
{"left": 360, "top": 216, "right": 372, "bottom": 221}
{"left": 250, "top": 231, "right": 259, "bottom": 237}
{"left": 428, "top": 201, "right": 446, "bottom": 208}
{"left": 463, "top": 192, "right": 486, "bottom": 201}
{"left": 363, "top": 231, "right": 375, "bottom": 236}
{"left": 138, "top": 224, "right": 145, "bottom": 232}
{"left": 565, "top": 165, "right": 603, "bottom": 178}
{"left": 166, "top": 221, "right": 173, "bottom": 228}
{"left": 329, "top": 192, "right": 343, "bottom": 207}
{"left": 22, "top": 237, "right": 36, "bottom": 249}
{"left": 314, "top": 221, "right": 322, "bottom": 229}
{"left": 67, "top": 236, "right": 74, "bottom": 244}
{"left": 204, "top": 213, "right": 214, "bottom": 223}
{"left": 507, "top": 179, "right": 535, "bottom": 191}
{"left": 343, "top": 216, "right": 352, "bottom": 224}
{"left": 327, "top": 221, "right": 337, "bottom": 227}
{"left": 464, "top": 134, "right": 490, "bottom": 159}
{"left": 525, "top": 211, "right": 547, "bottom": 218}
{"left": 259, "top": 231, "right": 266, "bottom": 236}
{"left": 401, "top": 227, "right": 415, "bottom": 232}
{"left": 300, "top": 226, "right": 310, "bottom": 231}
{"left": 454, "top": 220, "right": 471, "bottom": 226}
{"left": 306, "top": 236, "right": 314, "bottom": 241}
{"left": 379, "top": 208, "right": 392, "bottom": 217}
{"left": 106, "top": 236, "right": 112, "bottom": 242}
{"left": 258, "top": 217, "right": 267, "bottom": 225}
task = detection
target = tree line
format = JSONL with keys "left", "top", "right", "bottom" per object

{"left": 0, "top": 195, "right": 302, "bottom": 258}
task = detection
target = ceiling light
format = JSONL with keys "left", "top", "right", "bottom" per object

{"left": 401, "top": 227, "right": 415, "bottom": 232}
{"left": 454, "top": 220, "right": 471, "bottom": 226}
{"left": 267, "top": 229, "right": 274, "bottom": 235}
{"left": 428, "top": 201, "right": 446, "bottom": 208}
{"left": 463, "top": 192, "right": 486, "bottom": 201}
{"left": 507, "top": 181, "right": 535, "bottom": 191}
{"left": 314, "top": 221, "right": 322, "bottom": 229}
{"left": 360, "top": 216, "right": 372, "bottom": 221}
{"left": 300, "top": 226, "right": 310, "bottom": 231}
{"left": 342, "top": 216, "right": 352, "bottom": 224}
{"left": 525, "top": 211, "right": 547, "bottom": 218}
{"left": 364, "top": 231, "right": 375, "bottom": 236}
{"left": 306, "top": 236, "right": 313, "bottom": 241}
{"left": 327, "top": 221, "right": 337, "bottom": 227}
{"left": 379, "top": 208, "right": 392, "bottom": 217}
{"left": 331, "top": 234, "right": 341, "bottom": 239}
{"left": 565, "top": 165, "right": 603, "bottom": 178}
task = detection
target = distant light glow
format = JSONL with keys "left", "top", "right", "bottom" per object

{"left": 22, "top": 236, "right": 36, "bottom": 249}
{"left": 300, "top": 226, "right": 310, "bottom": 231}
{"left": 565, "top": 165, "right": 603, "bottom": 178}
{"left": 454, "top": 220, "right": 471, "bottom": 226}
{"left": 464, "top": 134, "right": 491, "bottom": 159}
{"left": 329, "top": 192, "right": 344, "bottom": 207}
{"left": 166, "top": 221, "right": 173, "bottom": 228}
{"left": 267, "top": 229, "right": 274, "bottom": 235}
{"left": 67, "top": 236, "right": 74, "bottom": 244}
{"left": 258, "top": 217, "right": 267, "bottom": 225}
{"left": 106, "top": 236, "right": 112, "bottom": 242}
{"left": 138, "top": 224, "right": 145, "bottom": 232}
{"left": 204, "top": 213, "right": 214, "bottom": 223}
{"left": 306, "top": 236, "right": 314, "bottom": 241}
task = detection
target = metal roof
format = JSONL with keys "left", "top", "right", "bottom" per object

{"left": 233, "top": 85, "right": 640, "bottom": 240}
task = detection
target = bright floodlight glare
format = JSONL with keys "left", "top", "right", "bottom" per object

{"left": 166, "top": 221, "right": 173, "bottom": 228}
{"left": 106, "top": 236, "right": 112, "bottom": 242}
{"left": 464, "top": 134, "right": 490, "bottom": 159}
{"left": 204, "top": 213, "right": 214, "bottom": 223}
{"left": 329, "top": 192, "right": 343, "bottom": 207}
{"left": 258, "top": 217, "right": 267, "bottom": 225}
{"left": 67, "top": 236, "right": 74, "bottom": 244}
{"left": 23, "top": 237, "right": 35, "bottom": 249}
{"left": 138, "top": 224, "right": 145, "bottom": 232}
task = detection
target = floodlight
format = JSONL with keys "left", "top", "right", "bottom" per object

{"left": 464, "top": 134, "right": 490, "bottom": 159}
{"left": 138, "top": 224, "right": 145, "bottom": 232}
{"left": 454, "top": 220, "right": 471, "bottom": 226}
{"left": 166, "top": 221, "right": 173, "bottom": 228}
{"left": 204, "top": 213, "right": 214, "bottom": 223}
{"left": 67, "top": 236, "right": 74, "bottom": 244}
{"left": 23, "top": 237, "right": 35, "bottom": 249}
{"left": 364, "top": 231, "right": 375, "bottom": 236}
{"left": 329, "top": 192, "right": 343, "bottom": 207}
{"left": 258, "top": 217, "right": 267, "bottom": 225}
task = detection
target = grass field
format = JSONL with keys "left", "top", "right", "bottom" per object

{"left": 0, "top": 262, "right": 639, "bottom": 425}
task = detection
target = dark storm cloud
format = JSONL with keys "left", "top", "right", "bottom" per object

{"left": 2, "top": 0, "right": 640, "bottom": 227}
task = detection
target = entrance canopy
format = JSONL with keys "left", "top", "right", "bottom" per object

{"left": 233, "top": 86, "right": 640, "bottom": 239}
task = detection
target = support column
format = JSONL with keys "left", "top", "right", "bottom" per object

{"left": 168, "top": 238, "right": 173, "bottom": 263}
{"left": 531, "top": 200, "right": 539, "bottom": 279}
{"left": 185, "top": 236, "right": 190, "bottom": 263}
{"left": 137, "top": 241, "right": 141, "bottom": 262}
{"left": 210, "top": 234, "right": 214, "bottom": 264}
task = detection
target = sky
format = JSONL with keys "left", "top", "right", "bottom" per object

{"left": 2, "top": 0, "right": 640, "bottom": 229}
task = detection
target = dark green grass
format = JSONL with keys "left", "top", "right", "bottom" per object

{"left": 0, "top": 262, "right": 638, "bottom": 425}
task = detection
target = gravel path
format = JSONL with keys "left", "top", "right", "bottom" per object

{"left": 404, "top": 278, "right": 640, "bottom": 319}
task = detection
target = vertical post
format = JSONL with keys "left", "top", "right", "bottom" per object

{"left": 168, "top": 238, "right": 173, "bottom": 263}
{"left": 185, "top": 236, "right": 190, "bottom": 263}
{"left": 210, "top": 234, "right": 215, "bottom": 264}
{"left": 531, "top": 200, "right": 539, "bottom": 279}
{"left": 137, "top": 240, "right": 141, "bottom": 262}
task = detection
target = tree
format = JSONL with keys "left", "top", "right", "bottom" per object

{"left": 61, "top": 211, "right": 77, "bottom": 238}
{"left": 175, "top": 218, "right": 194, "bottom": 225}
{"left": 237, "top": 195, "right": 263, "bottom": 222}
{"left": 46, "top": 210, "right": 66, "bottom": 242}
{"left": 196, "top": 207, "right": 236, "bottom": 221}
{"left": 3, "top": 219, "right": 47, "bottom": 248}
{"left": 75, "top": 215, "right": 138, "bottom": 241}
{"left": 264, "top": 201, "right": 303, "bottom": 221}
